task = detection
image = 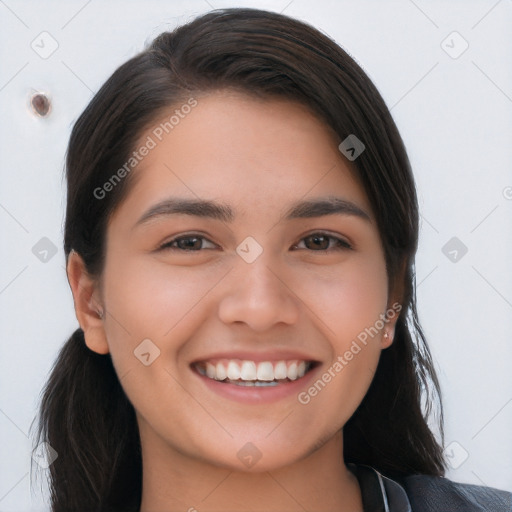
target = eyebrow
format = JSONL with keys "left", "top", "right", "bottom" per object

{"left": 133, "top": 195, "right": 372, "bottom": 229}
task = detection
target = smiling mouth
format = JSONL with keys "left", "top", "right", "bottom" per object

{"left": 192, "top": 359, "right": 319, "bottom": 386}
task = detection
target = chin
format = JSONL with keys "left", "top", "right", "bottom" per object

{"left": 194, "top": 440, "right": 306, "bottom": 473}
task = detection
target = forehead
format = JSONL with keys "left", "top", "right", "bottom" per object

{"left": 110, "top": 91, "right": 373, "bottom": 226}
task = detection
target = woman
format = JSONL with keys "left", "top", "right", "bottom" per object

{"left": 32, "top": 8, "right": 511, "bottom": 512}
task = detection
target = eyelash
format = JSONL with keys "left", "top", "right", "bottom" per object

{"left": 158, "top": 232, "right": 353, "bottom": 253}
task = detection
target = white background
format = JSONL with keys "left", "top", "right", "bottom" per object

{"left": 1, "top": 0, "right": 511, "bottom": 510}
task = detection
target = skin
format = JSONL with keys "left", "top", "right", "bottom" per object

{"left": 67, "top": 90, "right": 401, "bottom": 512}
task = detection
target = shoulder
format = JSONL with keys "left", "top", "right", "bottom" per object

{"left": 395, "top": 473, "right": 512, "bottom": 512}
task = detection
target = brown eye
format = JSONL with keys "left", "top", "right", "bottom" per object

{"left": 159, "top": 235, "right": 216, "bottom": 252}
{"left": 293, "top": 232, "right": 352, "bottom": 252}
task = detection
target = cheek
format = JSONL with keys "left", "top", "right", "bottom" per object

{"left": 101, "top": 253, "right": 222, "bottom": 361}
{"left": 295, "top": 260, "right": 388, "bottom": 426}
{"left": 104, "top": 251, "right": 199, "bottom": 323}
{"left": 99, "top": 256, "right": 208, "bottom": 424}
{"left": 300, "top": 255, "right": 389, "bottom": 343}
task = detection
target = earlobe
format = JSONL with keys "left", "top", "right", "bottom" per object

{"left": 382, "top": 329, "right": 394, "bottom": 349}
{"left": 66, "top": 250, "right": 109, "bottom": 355}
{"left": 381, "top": 300, "right": 402, "bottom": 350}
{"left": 383, "top": 265, "right": 406, "bottom": 349}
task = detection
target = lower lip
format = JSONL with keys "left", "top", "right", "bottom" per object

{"left": 192, "top": 363, "right": 321, "bottom": 404}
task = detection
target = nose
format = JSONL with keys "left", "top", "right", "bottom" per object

{"left": 217, "top": 255, "right": 300, "bottom": 332}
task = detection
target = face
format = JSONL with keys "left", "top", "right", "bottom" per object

{"left": 79, "top": 90, "right": 398, "bottom": 472}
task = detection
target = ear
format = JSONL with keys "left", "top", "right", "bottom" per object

{"left": 66, "top": 250, "right": 109, "bottom": 355}
{"left": 381, "top": 260, "right": 407, "bottom": 349}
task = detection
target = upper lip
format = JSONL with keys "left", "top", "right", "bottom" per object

{"left": 191, "top": 350, "right": 321, "bottom": 364}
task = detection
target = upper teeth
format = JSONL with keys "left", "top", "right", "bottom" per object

{"left": 195, "top": 359, "right": 311, "bottom": 381}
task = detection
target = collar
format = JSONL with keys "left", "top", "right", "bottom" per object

{"left": 347, "top": 463, "right": 412, "bottom": 512}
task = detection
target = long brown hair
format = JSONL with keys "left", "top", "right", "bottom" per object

{"left": 31, "top": 8, "right": 446, "bottom": 512}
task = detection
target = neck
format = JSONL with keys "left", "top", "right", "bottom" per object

{"left": 138, "top": 427, "right": 363, "bottom": 512}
